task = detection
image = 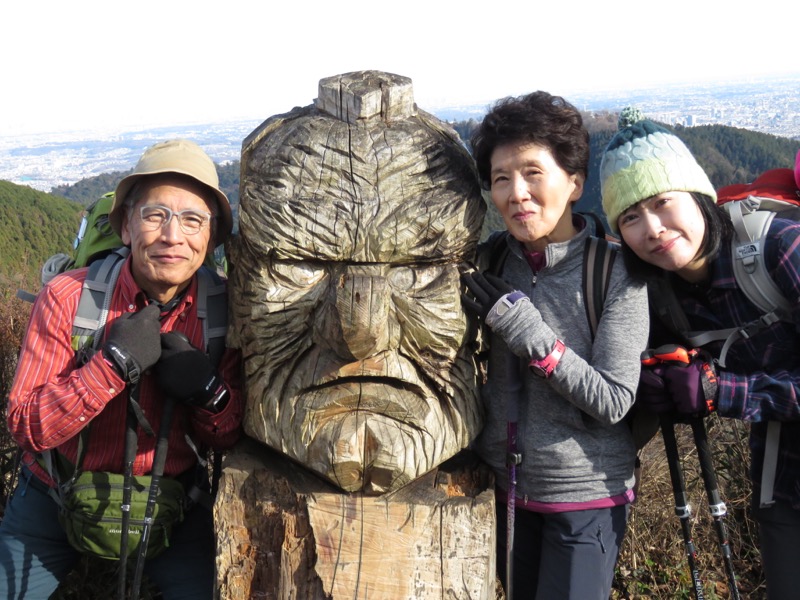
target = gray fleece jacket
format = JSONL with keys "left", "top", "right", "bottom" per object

{"left": 475, "top": 225, "right": 649, "bottom": 503}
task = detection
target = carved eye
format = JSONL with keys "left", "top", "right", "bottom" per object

{"left": 260, "top": 261, "right": 329, "bottom": 307}
{"left": 387, "top": 268, "right": 415, "bottom": 290}
{"left": 409, "top": 265, "right": 447, "bottom": 289}
{"left": 387, "top": 265, "right": 450, "bottom": 293}
{"left": 270, "top": 261, "right": 327, "bottom": 288}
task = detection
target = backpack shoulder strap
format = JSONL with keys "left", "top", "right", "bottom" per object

{"left": 724, "top": 197, "right": 798, "bottom": 509}
{"left": 724, "top": 198, "right": 793, "bottom": 318}
{"left": 484, "top": 229, "right": 618, "bottom": 340}
{"left": 72, "top": 247, "right": 130, "bottom": 359}
{"left": 485, "top": 230, "right": 511, "bottom": 277}
{"left": 40, "top": 248, "right": 130, "bottom": 494}
{"left": 38, "top": 418, "right": 93, "bottom": 506}
{"left": 196, "top": 266, "right": 228, "bottom": 368}
{"left": 582, "top": 236, "right": 618, "bottom": 340}
{"left": 648, "top": 276, "right": 693, "bottom": 342}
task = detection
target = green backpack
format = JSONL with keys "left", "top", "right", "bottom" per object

{"left": 36, "top": 192, "right": 123, "bottom": 288}
{"left": 72, "top": 191, "right": 121, "bottom": 269}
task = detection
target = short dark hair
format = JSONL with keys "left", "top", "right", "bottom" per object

{"left": 621, "top": 192, "right": 733, "bottom": 281}
{"left": 471, "top": 91, "right": 590, "bottom": 190}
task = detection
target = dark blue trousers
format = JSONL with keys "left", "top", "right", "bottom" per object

{"left": 754, "top": 500, "right": 800, "bottom": 600}
{"left": 496, "top": 501, "right": 628, "bottom": 600}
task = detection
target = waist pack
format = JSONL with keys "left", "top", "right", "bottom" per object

{"left": 57, "top": 470, "right": 186, "bottom": 561}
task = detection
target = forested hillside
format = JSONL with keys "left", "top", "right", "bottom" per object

{"left": 51, "top": 162, "right": 241, "bottom": 209}
{"left": 0, "top": 180, "right": 82, "bottom": 290}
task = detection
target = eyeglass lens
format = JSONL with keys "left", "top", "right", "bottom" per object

{"left": 139, "top": 205, "right": 212, "bottom": 235}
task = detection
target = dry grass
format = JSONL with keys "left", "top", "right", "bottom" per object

{"left": 613, "top": 415, "right": 764, "bottom": 599}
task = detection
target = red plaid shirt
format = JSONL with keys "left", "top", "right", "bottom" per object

{"left": 8, "top": 257, "right": 243, "bottom": 485}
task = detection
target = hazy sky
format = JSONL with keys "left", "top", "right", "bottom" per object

{"left": 3, "top": 0, "right": 797, "bottom": 137}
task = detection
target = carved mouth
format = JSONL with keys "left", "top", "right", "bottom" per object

{"left": 300, "top": 379, "right": 431, "bottom": 430}
{"left": 300, "top": 383, "right": 442, "bottom": 494}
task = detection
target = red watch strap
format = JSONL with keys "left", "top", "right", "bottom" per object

{"left": 529, "top": 339, "right": 566, "bottom": 378}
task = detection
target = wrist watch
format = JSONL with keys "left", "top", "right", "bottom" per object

{"left": 529, "top": 339, "right": 566, "bottom": 378}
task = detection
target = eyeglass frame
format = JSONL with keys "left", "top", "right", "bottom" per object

{"left": 136, "top": 204, "right": 216, "bottom": 235}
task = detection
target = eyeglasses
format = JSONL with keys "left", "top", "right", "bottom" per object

{"left": 138, "top": 205, "right": 214, "bottom": 235}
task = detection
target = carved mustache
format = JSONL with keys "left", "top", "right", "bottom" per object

{"left": 300, "top": 377, "right": 431, "bottom": 431}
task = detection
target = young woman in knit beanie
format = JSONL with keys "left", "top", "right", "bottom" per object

{"left": 600, "top": 108, "right": 800, "bottom": 600}
{"left": 461, "top": 92, "right": 649, "bottom": 600}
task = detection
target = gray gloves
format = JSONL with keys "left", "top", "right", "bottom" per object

{"left": 461, "top": 271, "right": 556, "bottom": 362}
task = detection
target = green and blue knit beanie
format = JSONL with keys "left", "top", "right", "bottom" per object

{"left": 600, "top": 107, "right": 716, "bottom": 233}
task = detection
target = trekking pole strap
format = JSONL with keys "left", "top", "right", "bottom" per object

{"left": 130, "top": 396, "right": 176, "bottom": 599}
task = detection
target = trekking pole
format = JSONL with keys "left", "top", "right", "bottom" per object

{"left": 690, "top": 417, "right": 741, "bottom": 600}
{"left": 130, "top": 395, "right": 176, "bottom": 599}
{"left": 131, "top": 328, "right": 186, "bottom": 598}
{"left": 118, "top": 391, "right": 140, "bottom": 600}
{"left": 660, "top": 414, "right": 706, "bottom": 600}
{"left": 504, "top": 352, "right": 523, "bottom": 600}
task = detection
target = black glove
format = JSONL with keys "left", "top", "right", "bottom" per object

{"left": 460, "top": 270, "right": 516, "bottom": 321}
{"left": 102, "top": 303, "right": 162, "bottom": 384}
{"left": 154, "top": 332, "right": 226, "bottom": 411}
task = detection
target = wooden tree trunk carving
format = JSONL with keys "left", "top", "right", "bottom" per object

{"left": 218, "top": 70, "right": 495, "bottom": 597}
{"left": 214, "top": 440, "right": 497, "bottom": 599}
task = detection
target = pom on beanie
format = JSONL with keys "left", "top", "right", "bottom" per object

{"left": 599, "top": 108, "right": 717, "bottom": 233}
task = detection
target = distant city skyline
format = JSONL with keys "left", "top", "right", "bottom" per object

{"left": 2, "top": 74, "right": 798, "bottom": 195}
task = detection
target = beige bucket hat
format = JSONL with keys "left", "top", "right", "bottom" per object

{"left": 111, "top": 139, "right": 233, "bottom": 245}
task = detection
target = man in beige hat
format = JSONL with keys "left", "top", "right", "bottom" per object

{"left": 0, "top": 139, "right": 243, "bottom": 599}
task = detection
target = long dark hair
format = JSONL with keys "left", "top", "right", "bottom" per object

{"left": 621, "top": 192, "right": 734, "bottom": 282}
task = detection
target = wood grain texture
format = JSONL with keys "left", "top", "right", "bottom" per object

{"left": 214, "top": 439, "right": 497, "bottom": 599}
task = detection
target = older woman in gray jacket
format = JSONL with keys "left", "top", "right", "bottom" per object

{"left": 462, "top": 91, "right": 649, "bottom": 600}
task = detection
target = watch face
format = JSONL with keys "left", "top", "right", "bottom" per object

{"left": 529, "top": 363, "right": 548, "bottom": 378}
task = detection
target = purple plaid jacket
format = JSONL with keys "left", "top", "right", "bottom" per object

{"left": 651, "top": 217, "right": 800, "bottom": 508}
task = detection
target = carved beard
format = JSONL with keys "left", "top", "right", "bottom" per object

{"left": 232, "top": 257, "right": 482, "bottom": 495}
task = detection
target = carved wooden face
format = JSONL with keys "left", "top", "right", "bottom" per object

{"left": 230, "top": 106, "right": 485, "bottom": 494}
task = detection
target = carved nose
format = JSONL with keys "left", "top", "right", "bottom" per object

{"left": 335, "top": 273, "right": 389, "bottom": 360}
